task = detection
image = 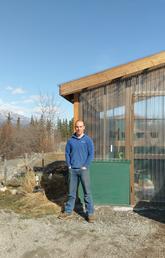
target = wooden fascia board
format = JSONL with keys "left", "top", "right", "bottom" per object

{"left": 60, "top": 51, "right": 165, "bottom": 98}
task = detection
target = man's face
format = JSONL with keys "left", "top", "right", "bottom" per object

{"left": 75, "top": 121, "right": 85, "bottom": 137}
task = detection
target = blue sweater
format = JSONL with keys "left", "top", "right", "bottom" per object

{"left": 65, "top": 133, "right": 94, "bottom": 169}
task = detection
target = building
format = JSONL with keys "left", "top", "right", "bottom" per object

{"left": 59, "top": 51, "right": 165, "bottom": 206}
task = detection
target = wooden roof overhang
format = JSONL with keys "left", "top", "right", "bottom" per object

{"left": 59, "top": 51, "right": 165, "bottom": 103}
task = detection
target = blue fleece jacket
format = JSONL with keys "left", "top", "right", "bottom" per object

{"left": 65, "top": 133, "right": 94, "bottom": 169}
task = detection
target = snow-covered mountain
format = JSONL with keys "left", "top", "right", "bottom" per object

{"left": 0, "top": 109, "right": 30, "bottom": 125}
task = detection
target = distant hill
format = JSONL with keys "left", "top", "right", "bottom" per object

{"left": 0, "top": 109, "right": 30, "bottom": 126}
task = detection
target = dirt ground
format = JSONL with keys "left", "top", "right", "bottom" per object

{"left": 0, "top": 206, "right": 165, "bottom": 258}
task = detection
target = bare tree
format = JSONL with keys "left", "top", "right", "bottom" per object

{"left": 38, "top": 92, "right": 61, "bottom": 128}
{"left": 36, "top": 92, "right": 62, "bottom": 151}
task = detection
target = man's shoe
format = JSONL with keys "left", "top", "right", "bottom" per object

{"left": 58, "top": 212, "right": 73, "bottom": 220}
{"left": 87, "top": 214, "right": 95, "bottom": 223}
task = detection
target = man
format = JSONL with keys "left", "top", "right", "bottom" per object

{"left": 59, "top": 120, "right": 95, "bottom": 223}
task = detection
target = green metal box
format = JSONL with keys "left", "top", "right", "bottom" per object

{"left": 80, "top": 160, "right": 130, "bottom": 205}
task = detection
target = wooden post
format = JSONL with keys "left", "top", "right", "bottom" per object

{"left": 74, "top": 93, "right": 79, "bottom": 127}
{"left": 4, "top": 159, "right": 7, "bottom": 185}
{"left": 25, "top": 153, "right": 28, "bottom": 171}
{"left": 125, "top": 87, "right": 135, "bottom": 206}
{"left": 130, "top": 94, "right": 135, "bottom": 206}
{"left": 41, "top": 151, "right": 44, "bottom": 168}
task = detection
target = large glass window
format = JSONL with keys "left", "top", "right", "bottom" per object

{"left": 79, "top": 82, "right": 126, "bottom": 160}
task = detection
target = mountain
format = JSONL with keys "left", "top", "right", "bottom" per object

{"left": 0, "top": 109, "right": 30, "bottom": 126}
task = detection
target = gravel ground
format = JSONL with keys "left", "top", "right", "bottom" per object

{"left": 0, "top": 155, "right": 165, "bottom": 258}
{"left": 0, "top": 206, "right": 165, "bottom": 258}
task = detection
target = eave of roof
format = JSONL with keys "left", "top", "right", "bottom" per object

{"left": 59, "top": 51, "right": 165, "bottom": 101}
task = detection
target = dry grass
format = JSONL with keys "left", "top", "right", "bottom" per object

{"left": 0, "top": 152, "right": 66, "bottom": 218}
{"left": 20, "top": 170, "right": 36, "bottom": 193}
{"left": 0, "top": 169, "right": 61, "bottom": 218}
{"left": 16, "top": 192, "right": 60, "bottom": 217}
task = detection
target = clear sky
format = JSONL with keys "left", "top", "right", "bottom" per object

{"left": 0, "top": 0, "right": 164, "bottom": 120}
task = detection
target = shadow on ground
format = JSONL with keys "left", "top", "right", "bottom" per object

{"left": 133, "top": 201, "right": 165, "bottom": 224}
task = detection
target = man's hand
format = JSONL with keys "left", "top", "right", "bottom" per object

{"left": 81, "top": 166, "right": 87, "bottom": 170}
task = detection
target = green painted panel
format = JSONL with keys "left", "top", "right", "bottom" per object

{"left": 79, "top": 160, "right": 130, "bottom": 205}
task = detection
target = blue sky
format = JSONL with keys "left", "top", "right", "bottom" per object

{"left": 0, "top": 0, "right": 164, "bottom": 120}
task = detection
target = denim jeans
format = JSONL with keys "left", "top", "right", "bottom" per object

{"left": 65, "top": 168, "right": 94, "bottom": 215}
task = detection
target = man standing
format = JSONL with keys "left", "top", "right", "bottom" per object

{"left": 59, "top": 120, "right": 95, "bottom": 223}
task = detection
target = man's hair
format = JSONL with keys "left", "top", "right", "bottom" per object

{"left": 75, "top": 120, "right": 85, "bottom": 126}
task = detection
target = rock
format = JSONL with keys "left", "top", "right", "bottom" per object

{"left": 0, "top": 185, "right": 7, "bottom": 192}
{"left": 9, "top": 189, "right": 17, "bottom": 195}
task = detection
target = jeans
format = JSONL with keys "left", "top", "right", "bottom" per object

{"left": 65, "top": 168, "right": 94, "bottom": 215}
